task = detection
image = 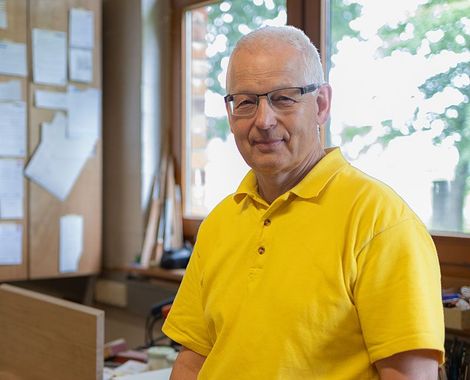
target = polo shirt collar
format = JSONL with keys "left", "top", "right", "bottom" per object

{"left": 233, "top": 147, "right": 349, "bottom": 203}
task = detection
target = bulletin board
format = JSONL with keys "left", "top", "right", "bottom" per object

{"left": 0, "top": 0, "right": 102, "bottom": 281}
{"left": 0, "top": 0, "right": 28, "bottom": 281}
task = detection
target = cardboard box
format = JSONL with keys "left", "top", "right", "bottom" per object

{"left": 444, "top": 307, "right": 470, "bottom": 330}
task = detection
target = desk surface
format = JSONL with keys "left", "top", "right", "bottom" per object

{"left": 119, "top": 368, "right": 171, "bottom": 380}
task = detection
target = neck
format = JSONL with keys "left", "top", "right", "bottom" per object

{"left": 256, "top": 149, "right": 326, "bottom": 204}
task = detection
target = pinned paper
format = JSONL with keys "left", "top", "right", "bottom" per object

{"left": 59, "top": 214, "right": 83, "bottom": 272}
{"left": 68, "top": 86, "right": 101, "bottom": 139}
{"left": 0, "top": 159, "right": 23, "bottom": 219}
{"left": 69, "top": 48, "right": 93, "bottom": 83}
{"left": 35, "top": 89, "right": 67, "bottom": 110}
{"left": 0, "top": 0, "right": 7, "bottom": 29}
{"left": 0, "top": 80, "right": 21, "bottom": 101}
{"left": 0, "top": 101, "right": 26, "bottom": 156}
{"left": 0, "top": 41, "right": 27, "bottom": 77}
{"left": 24, "top": 112, "right": 95, "bottom": 201}
{"left": 32, "top": 29, "right": 67, "bottom": 86}
{"left": 0, "top": 223, "right": 22, "bottom": 265}
{"left": 69, "top": 8, "right": 94, "bottom": 49}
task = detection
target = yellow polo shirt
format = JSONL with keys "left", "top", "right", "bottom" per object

{"left": 163, "top": 148, "right": 444, "bottom": 379}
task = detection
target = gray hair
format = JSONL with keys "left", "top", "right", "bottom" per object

{"left": 229, "top": 25, "right": 325, "bottom": 85}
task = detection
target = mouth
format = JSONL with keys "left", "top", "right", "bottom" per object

{"left": 252, "top": 139, "right": 284, "bottom": 152}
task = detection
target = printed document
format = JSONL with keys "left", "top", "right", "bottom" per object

{"left": 68, "top": 86, "right": 101, "bottom": 139}
{"left": 0, "top": 159, "right": 23, "bottom": 219}
{"left": 32, "top": 29, "right": 67, "bottom": 86}
{"left": 0, "top": 101, "right": 26, "bottom": 156}
{"left": 0, "top": 223, "right": 22, "bottom": 265}
{"left": 0, "top": 80, "right": 21, "bottom": 101}
{"left": 59, "top": 214, "right": 83, "bottom": 272}
{"left": 69, "top": 8, "right": 94, "bottom": 49}
{"left": 69, "top": 48, "right": 93, "bottom": 83}
{"left": 35, "top": 89, "right": 67, "bottom": 110}
{"left": 0, "top": 41, "right": 27, "bottom": 77}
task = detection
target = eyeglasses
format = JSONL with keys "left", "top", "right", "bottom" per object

{"left": 224, "top": 84, "right": 320, "bottom": 117}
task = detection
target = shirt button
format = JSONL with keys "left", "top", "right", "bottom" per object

{"left": 258, "top": 246, "right": 265, "bottom": 255}
{"left": 263, "top": 219, "right": 271, "bottom": 226}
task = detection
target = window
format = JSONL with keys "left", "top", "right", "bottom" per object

{"left": 327, "top": 0, "right": 470, "bottom": 234}
{"left": 182, "top": 0, "right": 287, "bottom": 217}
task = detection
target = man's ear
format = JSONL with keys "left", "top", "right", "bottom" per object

{"left": 316, "top": 84, "right": 332, "bottom": 125}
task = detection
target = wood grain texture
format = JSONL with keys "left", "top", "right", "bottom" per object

{"left": 0, "top": 284, "right": 104, "bottom": 380}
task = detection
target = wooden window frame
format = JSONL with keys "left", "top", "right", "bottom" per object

{"left": 170, "top": 0, "right": 470, "bottom": 274}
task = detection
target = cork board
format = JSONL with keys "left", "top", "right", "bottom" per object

{"left": 28, "top": 0, "right": 102, "bottom": 279}
{"left": 0, "top": 0, "right": 102, "bottom": 281}
{"left": 0, "top": 0, "right": 28, "bottom": 281}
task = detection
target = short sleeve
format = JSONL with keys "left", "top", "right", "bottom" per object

{"left": 354, "top": 218, "right": 445, "bottom": 364}
{"left": 162, "top": 244, "right": 212, "bottom": 356}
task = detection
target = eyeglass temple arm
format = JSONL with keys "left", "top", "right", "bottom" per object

{"left": 300, "top": 84, "right": 320, "bottom": 94}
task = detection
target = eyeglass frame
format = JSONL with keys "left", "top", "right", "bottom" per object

{"left": 224, "top": 83, "right": 321, "bottom": 117}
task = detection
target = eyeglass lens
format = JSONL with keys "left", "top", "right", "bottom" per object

{"left": 229, "top": 88, "right": 303, "bottom": 116}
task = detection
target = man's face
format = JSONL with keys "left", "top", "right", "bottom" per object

{"left": 226, "top": 43, "right": 330, "bottom": 177}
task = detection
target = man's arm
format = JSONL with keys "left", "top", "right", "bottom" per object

{"left": 375, "top": 349, "right": 440, "bottom": 379}
{"left": 169, "top": 347, "right": 206, "bottom": 380}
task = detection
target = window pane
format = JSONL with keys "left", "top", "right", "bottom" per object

{"left": 328, "top": 0, "right": 470, "bottom": 234}
{"left": 184, "top": 0, "right": 287, "bottom": 217}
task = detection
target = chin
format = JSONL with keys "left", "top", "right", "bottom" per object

{"left": 250, "top": 160, "right": 286, "bottom": 174}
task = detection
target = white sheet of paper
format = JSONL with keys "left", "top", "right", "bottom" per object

{"left": 69, "top": 8, "right": 94, "bottom": 49}
{"left": 67, "top": 86, "right": 101, "bottom": 139}
{"left": 0, "top": 159, "right": 23, "bottom": 219}
{"left": 69, "top": 48, "right": 93, "bottom": 83}
{"left": 35, "top": 89, "right": 67, "bottom": 110}
{"left": 0, "top": 197, "right": 22, "bottom": 219}
{"left": 0, "top": 0, "right": 7, "bottom": 29}
{"left": 24, "top": 112, "right": 95, "bottom": 201}
{"left": 32, "top": 29, "right": 67, "bottom": 86}
{"left": 0, "top": 41, "right": 27, "bottom": 77}
{"left": 59, "top": 214, "right": 83, "bottom": 272}
{"left": 0, "top": 101, "right": 26, "bottom": 156}
{"left": 0, "top": 223, "right": 22, "bottom": 265}
{"left": 0, "top": 80, "right": 21, "bottom": 101}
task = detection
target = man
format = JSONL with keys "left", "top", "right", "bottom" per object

{"left": 163, "top": 26, "right": 444, "bottom": 379}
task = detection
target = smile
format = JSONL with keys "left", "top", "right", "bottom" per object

{"left": 252, "top": 139, "right": 284, "bottom": 152}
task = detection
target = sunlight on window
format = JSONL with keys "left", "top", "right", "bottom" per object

{"left": 329, "top": 0, "right": 470, "bottom": 233}
{"left": 184, "top": 0, "right": 286, "bottom": 217}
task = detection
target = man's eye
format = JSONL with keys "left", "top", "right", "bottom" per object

{"left": 271, "top": 95, "right": 296, "bottom": 105}
{"left": 235, "top": 98, "right": 256, "bottom": 109}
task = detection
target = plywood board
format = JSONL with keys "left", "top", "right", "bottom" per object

{"left": 0, "top": 283, "right": 104, "bottom": 380}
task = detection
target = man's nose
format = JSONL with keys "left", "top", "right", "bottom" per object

{"left": 253, "top": 97, "right": 277, "bottom": 129}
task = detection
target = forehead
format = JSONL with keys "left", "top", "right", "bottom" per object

{"left": 227, "top": 43, "right": 306, "bottom": 93}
